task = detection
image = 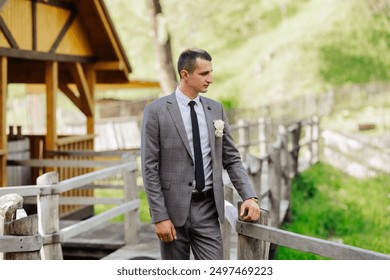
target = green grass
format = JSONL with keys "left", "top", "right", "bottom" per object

{"left": 274, "top": 162, "right": 390, "bottom": 259}
{"left": 94, "top": 188, "right": 151, "bottom": 223}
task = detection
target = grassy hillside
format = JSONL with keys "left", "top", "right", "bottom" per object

{"left": 275, "top": 162, "right": 390, "bottom": 259}
{"left": 107, "top": 0, "right": 390, "bottom": 107}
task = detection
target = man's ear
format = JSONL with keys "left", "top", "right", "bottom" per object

{"left": 180, "top": 70, "right": 189, "bottom": 81}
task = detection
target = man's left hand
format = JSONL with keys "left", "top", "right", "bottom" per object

{"left": 240, "top": 198, "right": 260, "bottom": 222}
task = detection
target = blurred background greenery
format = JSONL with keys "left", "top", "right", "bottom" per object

{"left": 106, "top": 0, "right": 390, "bottom": 107}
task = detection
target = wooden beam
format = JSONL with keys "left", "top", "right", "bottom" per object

{"left": 0, "top": 48, "right": 96, "bottom": 63}
{"left": 49, "top": 6, "right": 77, "bottom": 53}
{"left": 95, "top": 80, "right": 161, "bottom": 90}
{"left": 0, "top": 56, "right": 7, "bottom": 186}
{"left": 58, "top": 82, "right": 84, "bottom": 113}
{"left": 0, "top": 16, "right": 18, "bottom": 48}
{"left": 94, "top": 61, "right": 125, "bottom": 71}
{"left": 85, "top": 64, "right": 95, "bottom": 135}
{"left": 32, "top": 0, "right": 37, "bottom": 50}
{"left": 68, "top": 63, "right": 93, "bottom": 117}
{"left": 45, "top": 61, "right": 58, "bottom": 156}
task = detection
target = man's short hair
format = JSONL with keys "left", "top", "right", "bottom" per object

{"left": 177, "top": 48, "right": 212, "bottom": 77}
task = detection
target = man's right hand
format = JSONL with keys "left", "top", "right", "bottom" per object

{"left": 155, "top": 219, "right": 177, "bottom": 243}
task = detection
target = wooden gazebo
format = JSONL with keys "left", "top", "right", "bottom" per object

{"left": 0, "top": 0, "right": 158, "bottom": 216}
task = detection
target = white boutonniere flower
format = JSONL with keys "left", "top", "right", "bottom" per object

{"left": 213, "top": 119, "right": 225, "bottom": 138}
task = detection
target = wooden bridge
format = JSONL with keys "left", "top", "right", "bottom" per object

{"left": 1, "top": 117, "right": 389, "bottom": 260}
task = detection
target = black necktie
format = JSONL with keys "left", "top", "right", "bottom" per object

{"left": 189, "top": 101, "right": 205, "bottom": 192}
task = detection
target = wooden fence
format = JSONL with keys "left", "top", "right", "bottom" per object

{"left": 322, "top": 129, "right": 390, "bottom": 177}
{"left": 0, "top": 151, "right": 138, "bottom": 260}
{"left": 1, "top": 116, "right": 389, "bottom": 260}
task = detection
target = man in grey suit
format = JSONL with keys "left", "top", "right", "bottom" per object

{"left": 141, "top": 47, "right": 260, "bottom": 260}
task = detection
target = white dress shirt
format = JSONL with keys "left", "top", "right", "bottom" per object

{"left": 175, "top": 88, "right": 213, "bottom": 191}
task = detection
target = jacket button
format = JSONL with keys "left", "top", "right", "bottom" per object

{"left": 188, "top": 182, "right": 193, "bottom": 186}
{"left": 191, "top": 161, "right": 194, "bottom": 166}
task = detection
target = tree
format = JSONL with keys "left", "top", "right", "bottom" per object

{"left": 147, "top": 0, "right": 177, "bottom": 95}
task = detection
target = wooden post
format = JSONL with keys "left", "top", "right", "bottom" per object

{"left": 267, "top": 142, "right": 281, "bottom": 227}
{"left": 0, "top": 56, "right": 7, "bottom": 186}
{"left": 238, "top": 120, "right": 250, "bottom": 161}
{"left": 312, "top": 115, "right": 320, "bottom": 163}
{"left": 4, "top": 212, "right": 41, "bottom": 260}
{"left": 278, "top": 126, "right": 292, "bottom": 222}
{"left": 0, "top": 193, "right": 23, "bottom": 260}
{"left": 258, "top": 117, "right": 267, "bottom": 158}
{"left": 306, "top": 119, "right": 313, "bottom": 165}
{"left": 290, "top": 122, "right": 301, "bottom": 176}
{"left": 122, "top": 154, "right": 139, "bottom": 244}
{"left": 245, "top": 154, "right": 262, "bottom": 201}
{"left": 222, "top": 184, "right": 233, "bottom": 260}
{"left": 45, "top": 61, "right": 58, "bottom": 169}
{"left": 85, "top": 63, "right": 95, "bottom": 136}
{"left": 237, "top": 203, "right": 270, "bottom": 260}
{"left": 37, "top": 171, "right": 63, "bottom": 259}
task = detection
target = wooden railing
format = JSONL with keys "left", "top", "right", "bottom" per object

{"left": 2, "top": 116, "right": 389, "bottom": 260}
{"left": 223, "top": 200, "right": 390, "bottom": 260}
{"left": 0, "top": 152, "right": 138, "bottom": 260}
{"left": 230, "top": 116, "right": 320, "bottom": 228}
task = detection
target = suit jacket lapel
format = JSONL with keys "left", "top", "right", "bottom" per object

{"left": 201, "top": 97, "right": 216, "bottom": 159}
{"left": 166, "top": 93, "right": 193, "bottom": 159}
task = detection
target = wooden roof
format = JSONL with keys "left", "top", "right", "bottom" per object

{"left": 0, "top": 0, "right": 132, "bottom": 84}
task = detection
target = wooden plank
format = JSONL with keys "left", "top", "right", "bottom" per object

{"left": 24, "top": 196, "right": 123, "bottom": 205}
{"left": 8, "top": 158, "right": 122, "bottom": 168}
{"left": 57, "top": 134, "right": 94, "bottom": 146}
{"left": 47, "top": 149, "right": 139, "bottom": 157}
{"left": 60, "top": 199, "right": 139, "bottom": 242}
{"left": 0, "top": 56, "right": 6, "bottom": 186}
{"left": 0, "top": 235, "right": 42, "bottom": 253}
{"left": 237, "top": 222, "right": 390, "bottom": 260}
{"left": 5, "top": 214, "right": 38, "bottom": 235}
{"left": 56, "top": 161, "right": 136, "bottom": 194}
{"left": 0, "top": 185, "right": 51, "bottom": 197}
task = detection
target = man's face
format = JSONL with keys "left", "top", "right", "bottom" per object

{"left": 187, "top": 58, "right": 213, "bottom": 93}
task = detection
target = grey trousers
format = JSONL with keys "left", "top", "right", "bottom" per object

{"left": 159, "top": 196, "right": 223, "bottom": 260}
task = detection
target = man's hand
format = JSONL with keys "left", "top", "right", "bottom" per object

{"left": 155, "top": 219, "right": 177, "bottom": 243}
{"left": 240, "top": 198, "right": 260, "bottom": 222}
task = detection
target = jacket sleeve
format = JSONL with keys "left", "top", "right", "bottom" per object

{"left": 141, "top": 103, "right": 170, "bottom": 223}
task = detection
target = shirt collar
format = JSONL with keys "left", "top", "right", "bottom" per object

{"left": 175, "top": 87, "right": 201, "bottom": 107}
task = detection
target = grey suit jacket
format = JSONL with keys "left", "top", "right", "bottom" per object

{"left": 141, "top": 93, "right": 256, "bottom": 227}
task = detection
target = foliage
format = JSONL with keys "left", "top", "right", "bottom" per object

{"left": 106, "top": 0, "right": 390, "bottom": 108}
{"left": 275, "top": 162, "right": 390, "bottom": 259}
